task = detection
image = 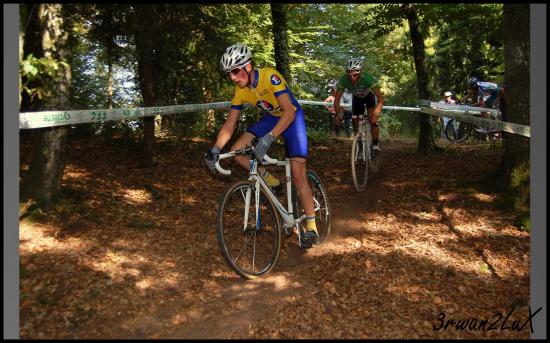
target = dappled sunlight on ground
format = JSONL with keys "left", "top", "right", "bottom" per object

{"left": 64, "top": 165, "right": 93, "bottom": 179}
{"left": 472, "top": 193, "right": 496, "bottom": 203}
{"left": 20, "top": 221, "right": 91, "bottom": 254}
{"left": 122, "top": 189, "right": 153, "bottom": 204}
{"left": 18, "top": 137, "right": 530, "bottom": 339}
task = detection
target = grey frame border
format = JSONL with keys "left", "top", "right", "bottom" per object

{"left": 4, "top": 3, "right": 20, "bottom": 340}
{"left": 530, "top": 3, "right": 547, "bottom": 340}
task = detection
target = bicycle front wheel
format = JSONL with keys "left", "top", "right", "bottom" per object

{"left": 351, "top": 133, "right": 368, "bottom": 191}
{"left": 217, "top": 180, "right": 281, "bottom": 279}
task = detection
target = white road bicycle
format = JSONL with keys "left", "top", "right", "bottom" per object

{"left": 351, "top": 117, "right": 379, "bottom": 192}
{"left": 214, "top": 142, "right": 331, "bottom": 279}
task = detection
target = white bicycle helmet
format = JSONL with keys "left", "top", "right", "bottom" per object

{"left": 328, "top": 79, "right": 338, "bottom": 89}
{"left": 220, "top": 43, "right": 252, "bottom": 73}
{"left": 345, "top": 58, "right": 363, "bottom": 72}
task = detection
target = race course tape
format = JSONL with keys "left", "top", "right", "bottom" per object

{"left": 418, "top": 100, "right": 530, "bottom": 138}
{"left": 19, "top": 99, "right": 528, "bottom": 138}
{"left": 19, "top": 102, "right": 233, "bottom": 129}
{"left": 20, "top": 100, "right": 417, "bottom": 129}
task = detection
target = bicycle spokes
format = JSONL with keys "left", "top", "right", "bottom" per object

{"left": 217, "top": 181, "right": 281, "bottom": 279}
{"left": 351, "top": 134, "right": 369, "bottom": 191}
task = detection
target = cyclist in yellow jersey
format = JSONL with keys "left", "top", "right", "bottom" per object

{"left": 203, "top": 43, "right": 319, "bottom": 248}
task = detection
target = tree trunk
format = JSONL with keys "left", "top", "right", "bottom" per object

{"left": 107, "top": 60, "right": 113, "bottom": 109}
{"left": 270, "top": 4, "right": 292, "bottom": 84}
{"left": 488, "top": 5, "right": 530, "bottom": 228}
{"left": 134, "top": 5, "right": 158, "bottom": 167}
{"left": 20, "top": 4, "right": 43, "bottom": 112}
{"left": 19, "top": 5, "right": 28, "bottom": 107}
{"left": 402, "top": 3, "right": 438, "bottom": 155}
{"left": 21, "top": 4, "right": 71, "bottom": 208}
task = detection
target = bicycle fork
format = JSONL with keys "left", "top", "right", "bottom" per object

{"left": 242, "top": 159, "right": 262, "bottom": 233}
{"left": 356, "top": 133, "right": 371, "bottom": 161}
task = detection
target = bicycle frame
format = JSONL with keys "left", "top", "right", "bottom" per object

{"left": 215, "top": 150, "right": 317, "bottom": 236}
{"left": 355, "top": 118, "right": 372, "bottom": 161}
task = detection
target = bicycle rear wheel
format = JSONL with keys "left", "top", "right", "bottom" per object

{"left": 368, "top": 131, "right": 380, "bottom": 173}
{"left": 351, "top": 133, "right": 368, "bottom": 191}
{"left": 217, "top": 180, "right": 281, "bottom": 279}
{"left": 292, "top": 171, "right": 331, "bottom": 245}
{"left": 445, "top": 120, "right": 471, "bottom": 142}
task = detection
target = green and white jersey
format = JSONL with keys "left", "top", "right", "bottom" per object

{"left": 337, "top": 72, "right": 379, "bottom": 99}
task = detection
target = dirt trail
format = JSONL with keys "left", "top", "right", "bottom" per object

{"left": 19, "top": 137, "right": 530, "bottom": 339}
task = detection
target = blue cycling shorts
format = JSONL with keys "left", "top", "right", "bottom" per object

{"left": 247, "top": 109, "right": 308, "bottom": 159}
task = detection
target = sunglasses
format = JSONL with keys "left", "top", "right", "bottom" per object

{"left": 347, "top": 72, "right": 360, "bottom": 77}
{"left": 227, "top": 67, "right": 243, "bottom": 77}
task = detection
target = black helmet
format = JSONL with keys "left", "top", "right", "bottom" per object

{"left": 467, "top": 76, "right": 479, "bottom": 87}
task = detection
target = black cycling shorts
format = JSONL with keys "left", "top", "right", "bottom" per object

{"left": 352, "top": 92, "right": 376, "bottom": 116}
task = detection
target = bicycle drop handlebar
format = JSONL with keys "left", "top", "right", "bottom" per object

{"left": 214, "top": 145, "right": 279, "bottom": 175}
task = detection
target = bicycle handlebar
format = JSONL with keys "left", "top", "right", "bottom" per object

{"left": 214, "top": 146, "right": 279, "bottom": 176}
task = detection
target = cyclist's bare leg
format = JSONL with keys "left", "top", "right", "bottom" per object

{"left": 290, "top": 158, "right": 315, "bottom": 218}
{"left": 230, "top": 132, "right": 277, "bottom": 181}
{"left": 230, "top": 132, "right": 255, "bottom": 170}
{"left": 368, "top": 108, "right": 379, "bottom": 142}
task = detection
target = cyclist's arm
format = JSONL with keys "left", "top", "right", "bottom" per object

{"left": 464, "top": 88, "right": 483, "bottom": 106}
{"left": 333, "top": 89, "right": 344, "bottom": 115}
{"left": 372, "top": 86, "right": 384, "bottom": 115}
{"left": 473, "top": 97, "right": 485, "bottom": 107}
{"left": 323, "top": 95, "right": 334, "bottom": 112}
{"left": 213, "top": 108, "right": 241, "bottom": 149}
{"left": 270, "top": 93, "right": 296, "bottom": 138}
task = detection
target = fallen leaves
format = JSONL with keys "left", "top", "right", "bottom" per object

{"left": 18, "top": 137, "right": 530, "bottom": 339}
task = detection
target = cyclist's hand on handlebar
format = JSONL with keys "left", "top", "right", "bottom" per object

{"left": 203, "top": 146, "right": 220, "bottom": 172}
{"left": 254, "top": 132, "right": 275, "bottom": 161}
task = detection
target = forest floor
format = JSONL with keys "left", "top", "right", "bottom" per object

{"left": 19, "top": 135, "right": 531, "bottom": 339}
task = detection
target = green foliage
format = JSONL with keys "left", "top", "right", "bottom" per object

{"left": 379, "top": 111, "right": 404, "bottom": 137}
{"left": 306, "top": 127, "right": 331, "bottom": 143}
{"left": 510, "top": 162, "right": 530, "bottom": 231}
{"left": 20, "top": 4, "right": 505, "bottom": 142}
{"left": 20, "top": 53, "right": 70, "bottom": 103}
{"left": 494, "top": 161, "right": 530, "bottom": 231}
{"left": 427, "top": 4, "right": 504, "bottom": 97}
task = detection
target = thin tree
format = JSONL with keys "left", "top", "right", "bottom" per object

{"left": 133, "top": 5, "right": 159, "bottom": 167}
{"left": 271, "top": 4, "right": 292, "bottom": 83}
{"left": 402, "top": 3, "right": 439, "bottom": 155}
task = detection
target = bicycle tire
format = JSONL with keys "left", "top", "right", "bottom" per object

{"left": 367, "top": 128, "right": 379, "bottom": 173}
{"left": 351, "top": 133, "right": 368, "bottom": 191}
{"left": 292, "top": 171, "right": 331, "bottom": 245}
{"left": 217, "top": 180, "right": 281, "bottom": 279}
{"left": 445, "top": 119, "right": 471, "bottom": 142}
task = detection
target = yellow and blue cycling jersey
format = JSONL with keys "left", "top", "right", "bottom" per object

{"left": 230, "top": 67, "right": 300, "bottom": 116}
{"left": 231, "top": 67, "right": 308, "bottom": 159}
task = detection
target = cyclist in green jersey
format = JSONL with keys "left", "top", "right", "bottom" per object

{"left": 333, "top": 58, "right": 384, "bottom": 151}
